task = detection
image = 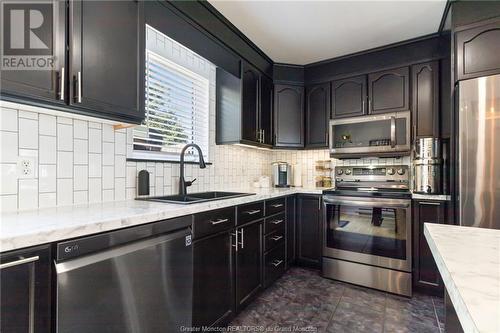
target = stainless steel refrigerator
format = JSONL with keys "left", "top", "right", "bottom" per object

{"left": 459, "top": 74, "right": 500, "bottom": 229}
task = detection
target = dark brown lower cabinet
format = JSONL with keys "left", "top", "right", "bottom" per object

{"left": 0, "top": 245, "right": 52, "bottom": 333}
{"left": 286, "top": 195, "right": 296, "bottom": 266}
{"left": 413, "top": 200, "right": 446, "bottom": 296}
{"left": 296, "top": 194, "right": 323, "bottom": 268}
{"left": 193, "top": 231, "right": 234, "bottom": 328}
{"left": 235, "top": 221, "right": 263, "bottom": 310}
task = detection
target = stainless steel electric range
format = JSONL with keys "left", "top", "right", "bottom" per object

{"left": 322, "top": 165, "right": 412, "bottom": 296}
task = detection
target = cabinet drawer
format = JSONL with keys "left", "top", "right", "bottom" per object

{"left": 264, "top": 213, "right": 285, "bottom": 234}
{"left": 266, "top": 197, "right": 286, "bottom": 216}
{"left": 237, "top": 201, "right": 264, "bottom": 225}
{"left": 264, "top": 226, "right": 285, "bottom": 252}
{"left": 193, "top": 207, "right": 235, "bottom": 239}
{"left": 264, "top": 244, "right": 285, "bottom": 287}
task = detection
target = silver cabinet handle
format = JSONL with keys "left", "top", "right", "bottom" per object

{"left": 245, "top": 209, "right": 261, "bottom": 215}
{"left": 210, "top": 218, "right": 229, "bottom": 225}
{"left": 58, "top": 67, "right": 65, "bottom": 100}
{"left": 271, "top": 235, "right": 283, "bottom": 241}
{"left": 271, "top": 259, "right": 283, "bottom": 267}
{"left": 271, "top": 219, "right": 283, "bottom": 225}
{"left": 368, "top": 99, "right": 372, "bottom": 112}
{"left": 419, "top": 202, "right": 441, "bottom": 206}
{"left": 0, "top": 256, "right": 39, "bottom": 269}
{"left": 239, "top": 229, "right": 244, "bottom": 249}
{"left": 231, "top": 232, "right": 238, "bottom": 252}
{"left": 271, "top": 204, "right": 283, "bottom": 208}
{"left": 262, "top": 130, "right": 265, "bottom": 143}
{"left": 390, "top": 116, "right": 396, "bottom": 148}
{"left": 74, "top": 71, "right": 82, "bottom": 103}
{"left": 362, "top": 99, "right": 365, "bottom": 112}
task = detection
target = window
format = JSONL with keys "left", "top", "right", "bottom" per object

{"left": 132, "top": 26, "right": 211, "bottom": 162}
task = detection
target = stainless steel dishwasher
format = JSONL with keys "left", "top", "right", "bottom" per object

{"left": 55, "top": 215, "right": 193, "bottom": 333}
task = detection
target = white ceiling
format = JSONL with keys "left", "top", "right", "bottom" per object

{"left": 208, "top": 1, "right": 447, "bottom": 65}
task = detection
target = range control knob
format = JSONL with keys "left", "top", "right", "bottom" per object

{"left": 345, "top": 168, "right": 352, "bottom": 175}
{"left": 337, "top": 169, "right": 343, "bottom": 175}
{"left": 387, "top": 168, "right": 395, "bottom": 175}
{"left": 397, "top": 168, "right": 405, "bottom": 175}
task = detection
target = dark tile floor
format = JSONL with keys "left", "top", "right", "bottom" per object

{"left": 230, "top": 267, "right": 445, "bottom": 333}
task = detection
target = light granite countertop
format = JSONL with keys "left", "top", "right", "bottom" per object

{"left": 424, "top": 223, "right": 500, "bottom": 333}
{"left": 0, "top": 187, "right": 323, "bottom": 252}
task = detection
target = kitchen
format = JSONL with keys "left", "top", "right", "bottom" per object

{"left": 0, "top": 0, "right": 499, "bottom": 332}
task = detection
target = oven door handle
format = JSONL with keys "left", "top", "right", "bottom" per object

{"left": 323, "top": 197, "right": 410, "bottom": 209}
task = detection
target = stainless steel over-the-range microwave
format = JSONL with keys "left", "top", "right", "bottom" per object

{"left": 329, "top": 111, "right": 411, "bottom": 158}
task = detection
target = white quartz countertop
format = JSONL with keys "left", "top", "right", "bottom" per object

{"left": 0, "top": 187, "right": 323, "bottom": 252}
{"left": 411, "top": 193, "right": 451, "bottom": 201}
{"left": 424, "top": 224, "right": 500, "bottom": 333}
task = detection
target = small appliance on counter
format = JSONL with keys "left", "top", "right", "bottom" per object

{"left": 413, "top": 138, "right": 442, "bottom": 194}
{"left": 272, "top": 162, "right": 292, "bottom": 188}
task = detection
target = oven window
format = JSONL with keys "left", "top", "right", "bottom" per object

{"left": 325, "top": 204, "right": 407, "bottom": 260}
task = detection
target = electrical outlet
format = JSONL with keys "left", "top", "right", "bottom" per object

{"left": 17, "top": 157, "right": 36, "bottom": 179}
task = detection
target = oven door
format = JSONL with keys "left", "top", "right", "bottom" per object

{"left": 329, "top": 111, "right": 410, "bottom": 157}
{"left": 323, "top": 195, "right": 411, "bottom": 272}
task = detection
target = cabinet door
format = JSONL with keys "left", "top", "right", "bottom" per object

{"left": 331, "top": 75, "right": 367, "bottom": 118}
{"left": 274, "top": 84, "right": 304, "bottom": 148}
{"left": 455, "top": 19, "right": 500, "bottom": 81}
{"left": 286, "top": 196, "right": 296, "bottom": 266}
{"left": 241, "top": 62, "right": 260, "bottom": 143}
{"left": 412, "top": 61, "right": 440, "bottom": 139}
{"left": 297, "top": 195, "right": 322, "bottom": 268}
{"left": 368, "top": 67, "right": 409, "bottom": 114}
{"left": 413, "top": 200, "right": 445, "bottom": 295}
{"left": 193, "top": 232, "right": 234, "bottom": 328}
{"left": 0, "top": 0, "right": 66, "bottom": 104}
{"left": 70, "top": 0, "right": 143, "bottom": 122}
{"left": 0, "top": 245, "right": 51, "bottom": 333}
{"left": 260, "top": 75, "right": 273, "bottom": 146}
{"left": 306, "top": 83, "right": 330, "bottom": 148}
{"left": 235, "top": 221, "right": 262, "bottom": 310}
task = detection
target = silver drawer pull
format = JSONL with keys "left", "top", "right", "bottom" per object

{"left": 271, "top": 235, "right": 283, "bottom": 241}
{"left": 271, "top": 204, "right": 284, "bottom": 208}
{"left": 0, "top": 256, "right": 39, "bottom": 269}
{"left": 271, "top": 219, "right": 283, "bottom": 225}
{"left": 271, "top": 259, "right": 283, "bottom": 267}
{"left": 245, "top": 209, "right": 261, "bottom": 215}
{"left": 210, "top": 218, "right": 229, "bottom": 225}
{"left": 231, "top": 232, "right": 238, "bottom": 252}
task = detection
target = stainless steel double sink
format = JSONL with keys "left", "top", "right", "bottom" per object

{"left": 137, "top": 191, "right": 255, "bottom": 204}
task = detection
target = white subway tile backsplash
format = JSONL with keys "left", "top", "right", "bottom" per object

{"left": 57, "top": 124, "right": 73, "bottom": 151}
{"left": 39, "top": 136, "right": 56, "bottom": 164}
{"left": 88, "top": 128, "right": 102, "bottom": 153}
{"left": 102, "top": 189, "right": 114, "bottom": 202}
{"left": 18, "top": 179, "right": 38, "bottom": 210}
{"left": 0, "top": 107, "right": 18, "bottom": 131}
{"left": 39, "top": 164, "right": 56, "bottom": 193}
{"left": 114, "top": 155, "right": 126, "bottom": 178}
{"left": 115, "top": 132, "right": 126, "bottom": 155}
{"left": 74, "top": 165, "right": 88, "bottom": 191}
{"left": 74, "top": 191, "right": 88, "bottom": 204}
{"left": 19, "top": 118, "right": 38, "bottom": 149}
{"left": 19, "top": 110, "right": 38, "bottom": 120}
{"left": 88, "top": 153, "right": 102, "bottom": 178}
{"left": 102, "top": 124, "right": 114, "bottom": 143}
{"left": 74, "top": 139, "right": 88, "bottom": 165}
{"left": 39, "top": 193, "right": 56, "bottom": 208}
{"left": 39, "top": 114, "right": 56, "bottom": 136}
{"left": 0, "top": 131, "right": 18, "bottom": 163}
{"left": 57, "top": 179, "right": 73, "bottom": 206}
{"left": 102, "top": 166, "right": 114, "bottom": 189}
{"left": 57, "top": 151, "right": 73, "bottom": 178}
{"left": 126, "top": 165, "right": 136, "bottom": 188}
{"left": 114, "top": 178, "right": 126, "bottom": 200}
{"left": 0, "top": 164, "right": 17, "bottom": 195}
{"left": 57, "top": 116, "right": 72, "bottom": 125}
{"left": 0, "top": 194, "right": 17, "bottom": 212}
{"left": 88, "top": 178, "right": 102, "bottom": 203}
{"left": 73, "top": 120, "right": 88, "bottom": 139}
{"left": 102, "top": 142, "right": 114, "bottom": 166}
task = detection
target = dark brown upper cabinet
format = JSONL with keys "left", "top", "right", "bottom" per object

{"left": 331, "top": 75, "right": 367, "bottom": 119}
{"left": 241, "top": 62, "right": 260, "bottom": 143}
{"left": 412, "top": 61, "right": 440, "bottom": 139}
{"left": 274, "top": 84, "right": 304, "bottom": 148}
{"left": 0, "top": 0, "right": 66, "bottom": 105}
{"left": 305, "top": 83, "right": 331, "bottom": 148}
{"left": 455, "top": 19, "right": 500, "bottom": 81}
{"left": 70, "top": 0, "right": 143, "bottom": 123}
{"left": 368, "top": 67, "right": 410, "bottom": 114}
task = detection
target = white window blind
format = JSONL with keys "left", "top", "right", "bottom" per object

{"left": 133, "top": 50, "right": 210, "bottom": 161}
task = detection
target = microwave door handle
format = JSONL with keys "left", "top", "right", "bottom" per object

{"left": 390, "top": 116, "right": 396, "bottom": 148}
